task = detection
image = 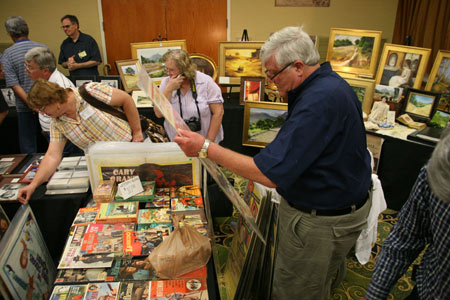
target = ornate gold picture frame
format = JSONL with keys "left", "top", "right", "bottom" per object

{"left": 115, "top": 59, "right": 142, "bottom": 93}
{"left": 190, "top": 53, "right": 217, "bottom": 81}
{"left": 327, "top": 28, "right": 382, "bottom": 77}
{"left": 341, "top": 75, "right": 376, "bottom": 114}
{"left": 425, "top": 50, "right": 450, "bottom": 112}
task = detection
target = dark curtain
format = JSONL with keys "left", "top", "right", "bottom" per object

{"left": 392, "top": 0, "right": 450, "bottom": 73}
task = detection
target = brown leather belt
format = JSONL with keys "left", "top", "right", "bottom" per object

{"left": 288, "top": 193, "right": 369, "bottom": 216}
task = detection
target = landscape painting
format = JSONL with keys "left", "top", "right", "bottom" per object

{"left": 116, "top": 59, "right": 141, "bottom": 92}
{"left": 374, "top": 84, "right": 404, "bottom": 102}
{"left": 219, "top": 42, "right": 264, "bottom": 85}
{"left": 327, "top": 28, "right": 382, "bottom": 76}
{"left": 425, "top": 50, "right": 450, "bottom": 112}
{"left": 403, "top": 89, "right": 439, "bottom": 122}
{"left": 430, "top": 110, "right": 450, "bottom": 128}
{"left": 342, "top": 76, "right": 375, "bottom": 114}
{"left": 242, "top": 101, "right": 288, "bottom": 148}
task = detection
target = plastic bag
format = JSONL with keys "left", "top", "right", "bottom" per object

{"left": 147, "top": 222, "right": 211, "bottom": 279}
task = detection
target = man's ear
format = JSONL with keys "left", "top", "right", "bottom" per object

{"left": 292, "top": 60, "right": 304, "bottom": 75}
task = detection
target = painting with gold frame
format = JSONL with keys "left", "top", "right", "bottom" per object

{"left": 326, "top": 28, "right": 382, "bottom": 77}
{"left": 115, "top": 59, "right": 142, "bottom": 93}
{"left": 218, "top": 41, "right": 265, "bottom": 85}
{"left": 375, "top": 43, "right": 431, "bottom": 89}
{"left": 130, "top": 40, "right": 187, "bottom": 85}
{"left": 341, "top": 75, "right": 376, "bottom": 114}
{"left": 242, "top": 101, "right": 288, "bottom": 148}
{"left": 190, "top": 53, "right": 217, "bottom": 81}
{"left": 425, "top": 50, "right": 450, "bottom": 112}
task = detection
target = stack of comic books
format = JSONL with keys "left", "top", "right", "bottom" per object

{"left": 0, "top": 177, "right": 26, "bottom": 201}
{"left": 96, "top": 201, "right": 139, "bottom": 224}
{"left": 170, "top": 185, "right": 204, "bottom": 212}
{"left": 115, "top": 180, "right": 156, "bottom": 202}
{"left": 137, "top": 208, "right": 172, "bottom": 230}
{"left": 93, "top": 180, "right": 117, "bottom": 205}
{"left": 144, "top": 187, "right": 173, "bottom": 209}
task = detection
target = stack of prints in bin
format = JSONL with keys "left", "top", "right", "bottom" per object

{"left": 95, "top": 201, "right": 139, "bottom": 224}
{"left": 57, "top": 155, "right": 87, "bottom": 170}
{"left": 145, "top": 187, "right": 173, "bottom": 209}
{"left": 93, "top": 180, "right": 117, "bottom": 205}
{"left": 83, "top": 282, "right": 120, "bottom": 300}
{"left": 115, "top": 180, "right": 156, "bottom": 202}
{"left": 148, "top": 279, "right": 209, "bottom": 300}
{"left": 49, "top": 284, "right": 87, "bottom": 300}
{"left": 0, "top": 177, "right": 26, "bottom": 201}
{"left": 45, "top": 169, "right": 89, "bottom": 195}
{"left": 80, "top": 223, "right": 136, "bottom": 256}
{"left": 224, "top": 180, "right": 277, "bottom": 300}
{"left": 0, "top": 205, "right": 56, "bottom": 300}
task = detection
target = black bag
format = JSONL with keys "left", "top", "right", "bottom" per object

{"left": 78, "top": 84, "right": 169, "bottom": 143}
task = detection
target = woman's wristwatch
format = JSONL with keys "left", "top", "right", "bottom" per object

{"left": 198, "top": 139, "right": 211, "bottom": 158}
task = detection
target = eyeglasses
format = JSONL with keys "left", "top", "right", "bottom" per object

{"left": 61, "top": 25, "right": 71, "bottom": 29}
{"left": 265, "top": 61, "right": 294, "bottom": 81}
{"left": 24, "top": 63, "right": 36, "bottom": 72}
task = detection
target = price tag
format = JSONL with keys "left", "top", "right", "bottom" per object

{"left": 117, "top": 176, "right": 143, "bottom": 200}
{"left": 219, "top": 77, "right": 230, "bottom": 84}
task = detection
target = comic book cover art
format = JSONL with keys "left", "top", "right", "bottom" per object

{"left": 135, "top": 163, "right": 194, "bottom": 188}
{"left": 171, "top": 211, "right": 208, "bottom": 237}
{"left": 144, "top": 198, "right": 170, "bottom": 209}
{"left": 72, "top": 206, "right": 100, "bottom": 227}
{"left": 138, "top": 208, "right": 172, "bottom": 226}
{"left": 0, "top": 204, "right": 10, "bottom": 241}
{"left": 136, "top": 223, "right": 172, "bottom": 233}
{"left": 122, "top": 227, "right": 168, "bottom": 256}
{"left": 84, "top": 282, "right": 120, "bottom": 300}
{"left": 58, "top": 225, "right": 114, "bottom": 269}
{"left": 80, "top": 223, "right": 135, "bottom": 255}
{"left": 106, "top": 258, "right": 157, "bottom": 281}
{"left": 55, "top": 268, "right": 107, "bottom": 284}
{"left": 50, "top": 284, "right": 88, "bottom": 300}
{"left": 148, "top": 279, "right": 209, "bottom": 300}
{"left": 117, "top": 281, "right": 149, "bottom": 300}
{"left": 0, "top": 205, "right": 56, "bottom": 300}
{"left": 115, "top": 181, "right": 155, "bottom": 202}
{"left": 170, "top": 185, "right": 203, "bottom": 212}
{"left": 96, "top": 202, "right": 139, "bottom": 224}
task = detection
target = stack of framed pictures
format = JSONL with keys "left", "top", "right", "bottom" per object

{"left": 425, "top": 50, "right": 450, "bottom": 113}
{"left": 0, "top": 154, "right": 27, "bottom": 176}
{"left": 69, "top": 75, "right": 122, "bottom": 90}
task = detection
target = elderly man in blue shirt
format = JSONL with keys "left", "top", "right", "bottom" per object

{"left": 174, "top": 25, "right": 372, "bottom": 300}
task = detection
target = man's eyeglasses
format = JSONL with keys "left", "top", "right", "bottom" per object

{"left": 61, "top": 25, "right": 71, "bottom": 29}
{"left": 265, "top": 61, "right": 294, "bottom": 81}
{"left": 24, "top": 63, "right": 35, "bottom": 72}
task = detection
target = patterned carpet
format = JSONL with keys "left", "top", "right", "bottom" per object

{"left": 211, "top": 170, "right": 416, "bottom": 300}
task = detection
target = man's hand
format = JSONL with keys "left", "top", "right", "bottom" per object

{"left": 17, "top": 184, "right": 37, "bottom": 204}
{"left": 173, "top": 129, "right": 205, "bottom": 157}
{"left": 132, "top": 131, "right": 144, "bottom": 142}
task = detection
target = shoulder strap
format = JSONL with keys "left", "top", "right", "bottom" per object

{"left": 78, "top": 83, "right": 127, "bottom": 122}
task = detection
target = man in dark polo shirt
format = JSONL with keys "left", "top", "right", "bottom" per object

{"left": 174, "top": 26, "right": 372, "bottom": 300}
{"left": 58, "top": 15, "right": 101, "bottom": 76}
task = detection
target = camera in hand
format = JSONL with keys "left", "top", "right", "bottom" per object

{"left": 185, "top": 116, "right": 201, "bottom": 132}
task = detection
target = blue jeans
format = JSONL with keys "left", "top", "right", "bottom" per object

{"left": 17, "top": 111, "right": 39, "bottom": 154}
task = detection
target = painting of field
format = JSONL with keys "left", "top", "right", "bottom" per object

{"left": 248, "top": 108, "right": 287, "bottom": 143}
{"left": 137, "top": 46, "right": 182, "bottom": 79}
{"left": 120, "top": 65, "right": 139, "bottom": 89}
{"left": 330, "top": 35, "right": 374, "bottom": 69}
{"left": 405, "top": 93, "right": 434, "bottom": 117}
{"left": 225, "top": 49, "right": 263, "bottom": 77}
{"left": 374, "top": 84, "right": 403, "bottom": 102}
{"left": 430, "top": 110, "right": 450, "bottom": 128}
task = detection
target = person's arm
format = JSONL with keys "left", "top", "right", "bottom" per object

{"left": 0, "top": 110, "right": 8, "bottom": 125}
{"left": 174, "top": 129, "right": 276, "bottom": 188}
{"left": 206, "top": 103, "right": 224, "bottom": 141}
{"left": 109, "top": 87, "right": 143, "bottom": 142}
{"left": 17, "top": 141, "right": 66, "bottom": 204}
{"left": 67, "top": 60, "right": 101, "bottom": 71}
{"left": 11, "top": 85, "right": 28, "bottom": 103}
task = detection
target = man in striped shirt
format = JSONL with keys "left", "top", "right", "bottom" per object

{"left": 24, "top": 46, "right": 82, "bottom": 154}
{"left": 364, "top": 127, "right": 450, "bottom": 300}
{"left": 1, "top": 16, "right": 46, "bottom": 153}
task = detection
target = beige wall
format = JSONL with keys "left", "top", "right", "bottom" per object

{"left": 0, "top": 0, "right": 103, "bottom": 75}
{"left": 1, "top": 0, "right": 398, "bottom": 74}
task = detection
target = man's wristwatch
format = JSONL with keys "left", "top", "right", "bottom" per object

{"left": 198, "top": 139, "right": 211, "bottom": 158}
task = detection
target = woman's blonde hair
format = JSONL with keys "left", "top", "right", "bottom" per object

{"left": 162, "top": 49, "right": 196, "bottom": 80}
{"left": 28, "top": 79, "right": 69, "bottom": 109}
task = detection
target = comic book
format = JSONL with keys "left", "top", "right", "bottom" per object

{"left": 136, "top": 223, "right": 172, "bottom": 232}
{"left": 148, "top": 279, "right": 209, "bottom": 300}
{"left": 72, "top": 206, "right": 100, "bottom": 227}
{"left": 96, "top": 201, "right": 139, "bottom": 224}
{"left": 144, "top": 198, "right": 170, "bottom": 209}
{"left": 122, "top": 227, "right": 168, "bottom": 256}
{"left": 80, "top": 223, "right": 135, "bottom": 255}
{"left": 55, "top": 268, "right": 107, "bottom": 284}
{"left": 170, "top": 185, "right": 204, "bottom": 212}
{"left": 115, "top": 181, "right": 155, "bottom": 202}
{"left": 171, "top": 210, "right": 209, "bottom": 237}
{"left": 106, "top": 258, "right": 158, "bottom": 281}
{"left": 50, "top": 284, "right": 87, "bottom": 300}
{"left": 58, "top": 225, "right": 114, "bottom": 269}
{"left": 138, "top": 208, "right": 172, "bottom": 227}
{"left": 144, "top": 187, "right": 173, "bottom": 209}
{"left": 83, "top": 282, "right": 120, "bottom": 300}
{"left": 117, "top": 281, "right": 149, "bottom": 300}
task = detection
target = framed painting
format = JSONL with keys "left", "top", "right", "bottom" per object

{"left": 326, "top": 28, "right": 382, "bottom": 77}
{"left": 190, "top": 53, "right": 218, "bottom": 81}
{"left": 341, "top": 76, "right": 375, "bottom": 114}
{"left": 130, "top": 40, "right": 187, "bottom": 86}
{"left": 131, "top": 90, "right": 153, "bottom": 108}
{"left": 401, "top": 88, "right": 440, "bottom": 123}
{"left": 375, "top": 43, "right": 431, "bottom": 89}
{"left": 425, "top": 50, "right": 450, "bottom": 112}
{"left": 240, "top": 76, "right": 265, "bottom": 105}
{"left": 374, "top": 84, "right": 404, "bottom": 103}
{"left": 242, "top": 101, "right": 288, "bottom": 148}
{"left": 115, "top": 59, "right": 142, "bottom": 93}
{"left": 218, "top": 41, "right": 265, "bottom": 85}
{"left": 98, "top": 75, "right": 122, "bottom": 90}
{"left": 69, "top": 76, "right": 96, "bottom": 88}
